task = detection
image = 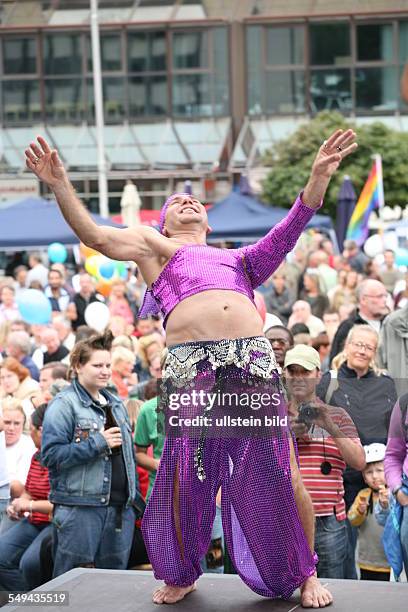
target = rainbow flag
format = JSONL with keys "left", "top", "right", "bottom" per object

{"left": 346, "top": 155, "right": 384, "bottom": 246}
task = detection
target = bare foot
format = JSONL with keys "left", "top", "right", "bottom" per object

{"left": 152, "top": 582, "right": 197, "bottom": 604}
{"left": 300, "top": 574, "right": 333, "bottom": 608}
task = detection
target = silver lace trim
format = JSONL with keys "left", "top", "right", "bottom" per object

{"left": 163, "top": 336, "right": 280, "bottom": 386}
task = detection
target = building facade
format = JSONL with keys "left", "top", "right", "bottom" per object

{"left": 0, "top": 0, "right": 407, "bottom": 212}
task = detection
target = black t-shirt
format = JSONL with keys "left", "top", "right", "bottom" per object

{"left": 43, "top": 345, "right": 69, "bottom": 365}
{"left": 77, "top": 383, "right": 128, "bottom": 506}
{"left": 103, "top": 402, "right": 129, "bottom": 506}
{"left": 72, "top": 292, "right": 102, "bottom": 330}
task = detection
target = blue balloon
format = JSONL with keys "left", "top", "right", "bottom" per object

{"left": 395, "top": 248, "right": 408, "bottom": 267}
{"left": 17, "top": 289, "right": 52, "bottom": 325}
{"left": 99, "top": 260, "right": 116, "bottom": 280}
{"left": 48, "top": 242, "right": 67, "bottom": 264}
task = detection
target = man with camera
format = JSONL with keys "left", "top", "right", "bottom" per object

{"left": 284, "top": 344, "right": 365, "bottom": 579}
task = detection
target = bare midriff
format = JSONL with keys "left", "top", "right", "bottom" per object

{"left": 165, "top": 290, "right": 264, "bottom": 346}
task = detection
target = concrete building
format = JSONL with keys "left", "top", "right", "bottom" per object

{"left": 0, "top": 0, "right": 407, "bottom": 212}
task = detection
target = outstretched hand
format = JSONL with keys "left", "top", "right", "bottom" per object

{"left": 25, "top": 136, "right": 67, "bottom": 187}
{"left": 311, "top": 129, "right": 358, "bottom": 179}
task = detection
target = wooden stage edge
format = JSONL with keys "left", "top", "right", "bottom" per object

{"left": 2, "top": 569, "right": 407, "bottom": 612}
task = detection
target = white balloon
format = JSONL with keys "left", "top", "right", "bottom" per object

{"left": 84, "top": 301, "right": 110, "bottom": 333}
{"left": 363, "top": 234, "right": 384, "bottom": 258}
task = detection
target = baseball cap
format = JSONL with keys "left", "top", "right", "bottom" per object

{"left": 263, "top": 313, "right": 282, "bottom": 332}
{"left": 284, "top": 344, "right": 321, "bottom": 371}
{"left": 364, "top": 443, "right": 386, "bottom": 464}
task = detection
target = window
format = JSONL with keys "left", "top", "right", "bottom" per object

{"left": 43, "top": 33, "right": 85, "bottom": 122}
{"left": 246, "top": 19, "right": 406, "bottom": 117}
{"left": 247, "top": 25, "right": 305, "bottom": 115}
{"left": 172, "top": 74, "right": 212, "bottom": 116}
{"left": 88, "top": 33, "right": 123, "bottom": 72}
{"left": 127, "top": 31, "right": 166, "bottom": 72}
{"left": 1, "top": 36, "right": 40, "bottom": 124}
{"left": 309, "top": 22, "right": 352, "bottom": 113}
{"left": 266, "top": 26, "right": 304, "bottom": 66}
{"left": 3, "top": 37, "right": 37, "bottom": 74}
{"left": 87, "top": 77, "right": 126, "bottom": 122}
{"left": 310, "top": 23, "right": 351, "bottom": 65}
{"left": 400, "top": 21, "right": 408, "bottom": 63}
{"left": 128, "top": 76, "right": 167, "bottom": 116}
{"left": 355, "top": 67, "right": 398, "bottom": 111}
{"left": 357, "top": 24, "right": 393, "bottom": 62}
{"left": 86, "top": 32, "right": 126, "bottom": 122}
{"left": 2, "top": 80, "right": 41, "bottom": 122}
{"left": 265, "top": 71, "right": 305, "bottom": 114}
{"left": 310, "top": 68, "right": 352, "bottom": 112}
{"left": 173, "top": 31, "right": 209, "bottom": 69}
{"left": 43, "top": 33, "right": 83, "bottom": 75}
{"left": 44, "top": 79, "right": 85, "bottom": 121}
{"left": 399, "top": 21, "right": 408, "bottom": 109}
{"left": 356, "top": 22, "right": 399, "bottom": 111}
{"left": 172, "top": 28, "right": 229, "bottom": 117}
{"left": 127, "top": 31, "right": 167, "bottom": 117}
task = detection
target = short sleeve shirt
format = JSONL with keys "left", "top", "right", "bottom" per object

{"left": 134, "top": 397, "right": 164, "bottom": 501}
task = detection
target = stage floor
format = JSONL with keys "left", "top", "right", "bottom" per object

{"left": 2, "top": 569, "right": 407, "bottom": 612}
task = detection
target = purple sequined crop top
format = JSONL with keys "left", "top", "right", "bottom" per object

{"left": 139, "top": 194, "right": 319, "bottom": 327}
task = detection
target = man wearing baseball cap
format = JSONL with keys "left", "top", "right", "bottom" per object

{"left": 284, "top": 344, "right": 365, "bottom": 579}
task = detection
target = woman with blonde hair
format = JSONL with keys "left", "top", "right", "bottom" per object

{"left": 111, "top": 346, "right": 137, "bottom": 399}
{"left": 137, "top": 334, "right": 164, "bottom": 369}
{"left": 112, "top": 334, "right": 139, "bottom": 353}
{"left": 317, "top": 324, "right": 398, "bottom": 579}
{"left": 0, "top": 359, "right": 39, "bottom": 433}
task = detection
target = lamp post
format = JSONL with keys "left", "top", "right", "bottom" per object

{"left": 90, "top": 0, "right": 109, "bottom": 217}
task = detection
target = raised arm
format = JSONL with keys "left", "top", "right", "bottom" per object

{"left": 241, "top": 129, "right": 357, "bottom": 288}
{"left": 25, "top": 137, "right": 166, "bottom": 262}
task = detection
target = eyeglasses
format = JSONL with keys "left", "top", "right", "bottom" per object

{"left": 349, "top": 341, "right": 377, "bottom": 353}
{"left": 364, "top": 294, "right": 387, "bottom": 299}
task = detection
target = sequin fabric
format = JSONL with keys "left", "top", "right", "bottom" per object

{"left": 138, "top": 194, "right": 318, "bottom": 324}
{"left": 142, "top": 336, "right": 318, "bottom": 598}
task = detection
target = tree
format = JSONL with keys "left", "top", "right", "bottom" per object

{"left": 261, "top": 111, "right": 408, "bottom": 219}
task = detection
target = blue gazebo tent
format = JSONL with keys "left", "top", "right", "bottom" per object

{"left": 0, "top": 197, "right": 123, "bottom": 251}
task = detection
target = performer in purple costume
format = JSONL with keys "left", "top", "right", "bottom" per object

{"left": 25, "top": 129, "right": 357, "bottom": 607}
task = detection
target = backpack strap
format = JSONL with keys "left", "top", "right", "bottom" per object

{"left": 324, "top": 369, "right": 339, "bottom": 405}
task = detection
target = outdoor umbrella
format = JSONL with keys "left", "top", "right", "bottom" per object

{"left": 336, "top": 175, "right": 356, "bottom": 248}
{"left": 120, "top": 180, "right": 142, "bottom": 228}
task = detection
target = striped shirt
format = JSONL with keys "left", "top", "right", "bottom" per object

{"left": 25, "top": 452, "right": 51, "bottom": 525}
{"left": 296, "top": 407, "right": 360, "bottom": 521}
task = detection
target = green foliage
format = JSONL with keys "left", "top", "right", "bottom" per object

{"left": 261, "top": 111, "right": 408, "bottom": 219}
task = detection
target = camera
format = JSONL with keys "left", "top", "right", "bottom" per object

{"left": 297, "top": 402, "right": 319, "bottom": 426}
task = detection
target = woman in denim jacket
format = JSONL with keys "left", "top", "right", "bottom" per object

{"left": 41, "top": 330, "right": 144, "bottom": 577}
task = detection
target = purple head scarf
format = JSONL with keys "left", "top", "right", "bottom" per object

{"left": 138, "top": 193, "right": 193, "bottom": 320}
{"left": 158, "top": 192, "right": 192, "bottom": 234}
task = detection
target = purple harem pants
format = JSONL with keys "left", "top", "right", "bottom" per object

{"left": 141, "top": 337, "right": 317, "bottom": 599}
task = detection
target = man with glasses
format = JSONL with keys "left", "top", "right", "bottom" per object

{"left": 264, "top": 326, "right": 294, "bottom": 369}
{"left": 317, "top": 324, "right": 398, "bottom": 579}
{"left": 329, "top": 279, "right": 389, "bottom": 364}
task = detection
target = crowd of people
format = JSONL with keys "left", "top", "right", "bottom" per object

{"left": 0, "top": 228, "right": 407, "bottom": 601}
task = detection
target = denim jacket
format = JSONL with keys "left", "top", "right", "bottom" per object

{"left": 41, "top": 379, "right": 144, "bottom": 515}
